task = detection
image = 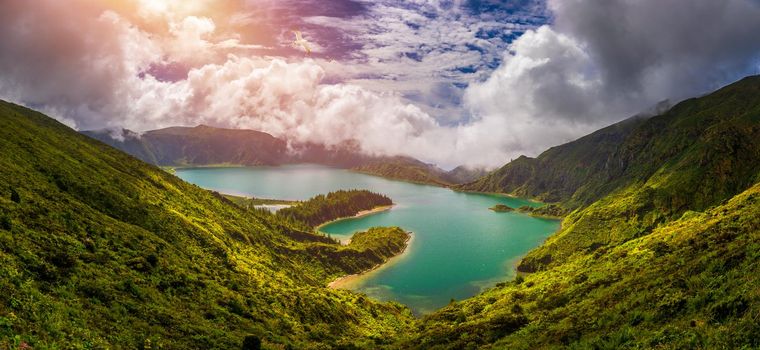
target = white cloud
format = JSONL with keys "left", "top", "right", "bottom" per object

{"left": 1, "top": 0, "right": 760, "bottom": 170}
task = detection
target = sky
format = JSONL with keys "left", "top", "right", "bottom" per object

{"left": 1, "top": 0, "right": 760, "bottom": 169}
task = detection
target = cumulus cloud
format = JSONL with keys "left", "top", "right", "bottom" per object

{"left": 456, "top": 0, "right": 760, "bottom": 166}
{"left": 1, "top": 0, "right": 759, "bottom": 169}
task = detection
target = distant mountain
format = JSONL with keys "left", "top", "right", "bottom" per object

{"left": 352, "top": 158, "right": 489, "bottom": 186}
{"left": 84, "top": 125, "right": 287, "bottom": 166}
{"left": 352, "top": 156, "right": 453, "bottom": 186}
{"left": 443, "top": 165, "right": 488, "bottom": 185}
{"left": 83, "top": 126, "right": 478, "bottom": 185}
{"left": 460, "top": 114, "right": 650, "bottom": 206}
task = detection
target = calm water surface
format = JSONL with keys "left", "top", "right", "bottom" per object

{"left": 176, "top": 165, "right": 559, "bottom": 314}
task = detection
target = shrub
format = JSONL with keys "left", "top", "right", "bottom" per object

{"left": 242, "top": 335, "right": 262, "bottom": 350}
{"left": 10, "top": 188, "right": 20, "bottom": 203}
{"left": 0, "top": 216, "right": 11, "bottom": 231}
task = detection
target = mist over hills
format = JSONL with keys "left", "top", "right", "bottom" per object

{"left": 83, "top": 125, "right": 487, "bottom": 185}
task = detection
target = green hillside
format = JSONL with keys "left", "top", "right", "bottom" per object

{"left": 0, "top": 101, "right": 414, "bottom": 349}
{"left": 460, "top": 115, "right": 649, "bottom": 206}
{"left": 461, "top": 76, "right": 760, "bottom": 272}
{"left": 352, "top": 157, "right": 454, "bottom": 186}
{"left": 410, "top": 180, "right": 760, "bottom": 349}
{"left": 406, "top": 76, "right": 760, "bottom": 348}
{"left": 464, "top": 77, "right": 760, "bottom": 212}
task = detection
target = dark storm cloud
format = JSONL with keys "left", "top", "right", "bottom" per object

{"left": 465, "top": 0, "right": 760, "bottom": 165}
{"left": 552, "top": 0, "right": 760, "bottom": 101}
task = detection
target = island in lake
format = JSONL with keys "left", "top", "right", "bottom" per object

{"left": 489, "top": 204, "right": 515, "bottom": 212}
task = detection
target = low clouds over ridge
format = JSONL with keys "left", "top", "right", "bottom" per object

{"left": 1, "top": 0, "right": 759, "bottom": 168}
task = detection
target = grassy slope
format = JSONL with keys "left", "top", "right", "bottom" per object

{"left": 0, "top": 101, "right": 414, "bottom": 349}
{"left": 410, "top": 181, "right": 760, "bottom": 349}
{"left": 463, "top": 77, "right": 760, "bottom": 211}
{"left": 518, "top": 76, "right": 760, "bottom": 272}
{"left": 406, "top": 76, "right": 760, "bottom": 349}
{"left": 460, "top": 115, "right": 649, "bottom": 205}
{"left": 352, "top": 157, "right": 453, "bottom": 187}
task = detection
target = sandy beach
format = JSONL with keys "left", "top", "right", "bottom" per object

{"left": 315, "top": 205, "right": 394, "bottom": 241}
{"left": 328, "top": 232, "right": 414, "bottom": 289}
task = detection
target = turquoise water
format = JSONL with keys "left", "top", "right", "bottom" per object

{"left": 175, "top": 164, "right": 559, "bottom": 314}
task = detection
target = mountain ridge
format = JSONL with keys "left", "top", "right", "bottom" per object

{"left": 83, "top": 125, "right": 486, "bottom": 185}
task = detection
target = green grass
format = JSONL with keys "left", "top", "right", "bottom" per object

{"left": 408, "top": 177, "right": 760, "bottom": 349}
{"left": 222, "top": 194, "right": 299, "bottom": 207}
{"left": 0, "top": 100, "right": 414, "bottom": 349}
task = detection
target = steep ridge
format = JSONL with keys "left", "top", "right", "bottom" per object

{"left": 0, "top": 101, "right": 414, "bottom": 349}
{"left": 517, "top": 76, "right": 760, "bottom": 272}
{"left": 461, "top": 115, "right": 649, "bottom": 206}
{"left": 464, "top": 76, "right": 760, "bottom": 211}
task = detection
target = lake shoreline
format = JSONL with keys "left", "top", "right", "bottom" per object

{"left": 316, "top": 205, "right": 394, "bottom": 240}
{"left": 176, "top": 165, "right": 561, "bottom": 312}
{"left": 328, "top": 232, "right": 414, "bottom": 289}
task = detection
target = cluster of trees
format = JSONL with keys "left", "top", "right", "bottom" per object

{"left": 277, "top": 190, "right": 392, "bottom": 227}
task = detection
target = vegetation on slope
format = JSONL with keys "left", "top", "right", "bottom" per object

{"left": 408, "top": 181, "right": 760, "bottom": 349}
{"left": 516, "top": 204, "right": 567, "bottom": 219}
{"left": 405, "top": 76, "right": 760, "bottom": 349}
{"left": 460, "top": 115, "right": 649, "bottom": 206}
{"left": 352, "top": 157, "right": 453, "bottom": 186}
{"left": 465, "top": 77, "right": 760, "bottom": 213}
{"left": 0, "top": 101, "right": 414, "bottom": 349}
{"left": 277, "top": 190, "right": 393, "bottom": 228}
{"left": 306, "top": 227, "right": 410, "bottom": 275}
{"left": 517, "top": 76, "right": 760, "bottom": 272}
{"left": 222, "top": 194, "right": 298, "bottom": 209}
